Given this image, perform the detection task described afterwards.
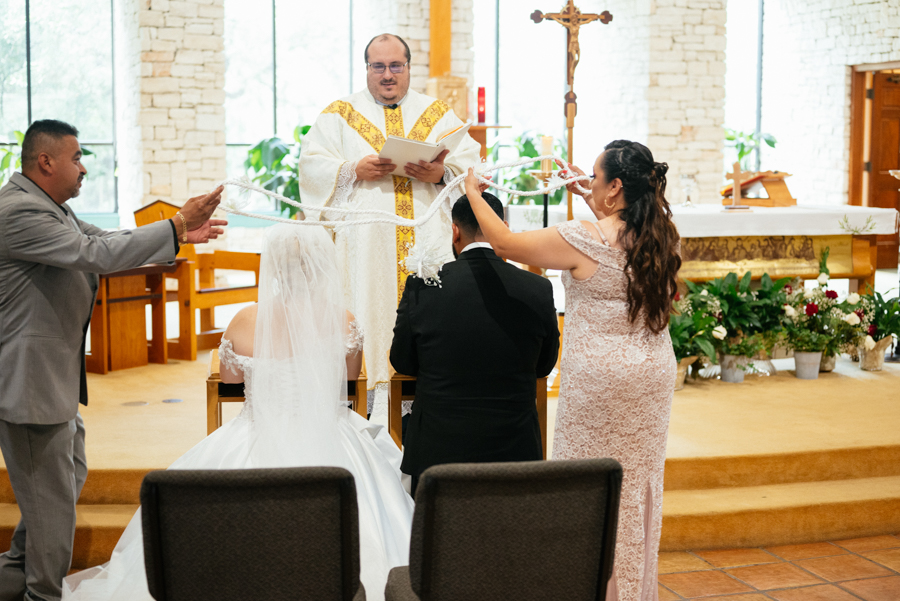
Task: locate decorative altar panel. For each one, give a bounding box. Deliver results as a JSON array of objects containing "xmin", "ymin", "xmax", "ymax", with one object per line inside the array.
[{"xmin": 507, "ymin": 203, "xmax": 899, "ymax": 290}]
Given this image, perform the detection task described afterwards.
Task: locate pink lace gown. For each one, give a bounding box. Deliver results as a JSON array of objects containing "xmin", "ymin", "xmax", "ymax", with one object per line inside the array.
[{"xmin": 553, "ymin": 220, "xmax": 676, "ymax": 601}]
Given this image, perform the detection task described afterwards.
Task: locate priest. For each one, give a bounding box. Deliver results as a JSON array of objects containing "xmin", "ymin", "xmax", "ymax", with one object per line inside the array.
[{"xmin": 298, "ymin": 33, "xmax": 481, "ymax": 421}]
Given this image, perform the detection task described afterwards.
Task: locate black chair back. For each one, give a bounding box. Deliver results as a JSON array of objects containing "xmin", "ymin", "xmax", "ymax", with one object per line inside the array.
[
  {"xmin": 409, "ymin": 459, "xmax": 622, "ymax": 601},
  {"xmin": 141, "ymin": 467, "xmax": 362, "ymax": 601}
]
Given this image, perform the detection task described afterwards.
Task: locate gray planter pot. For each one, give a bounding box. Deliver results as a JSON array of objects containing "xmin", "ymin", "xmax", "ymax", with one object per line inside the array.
[
  {"xmin": 719, "ymin": 353, "xmax": 750, "ymax": 383},
  {"xmin": 794, "ymin": 351, "xmax": 823, "ymax": 380}
]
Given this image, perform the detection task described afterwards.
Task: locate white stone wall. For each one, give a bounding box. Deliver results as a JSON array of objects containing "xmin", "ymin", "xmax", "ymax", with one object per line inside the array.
[
  {"xmin": 396, "ymin": 0, "xmax": 475, "ymax": 107},
  {"xmin": 761, "ymin": 0, "xmax": 900, "ymax": 205},
  {"xmin": 647, "ymin": 0, "xmax": 727, "ymax": 204},
  {"xmin": 137, "ymin": 0, "xmax": 227, "ymax": 207}
]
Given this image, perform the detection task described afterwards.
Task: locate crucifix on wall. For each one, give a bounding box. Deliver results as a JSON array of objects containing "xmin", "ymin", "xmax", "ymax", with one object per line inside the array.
[{"xmin": 532, "ymin": 1, "xmax": 612, "ymax": 219}]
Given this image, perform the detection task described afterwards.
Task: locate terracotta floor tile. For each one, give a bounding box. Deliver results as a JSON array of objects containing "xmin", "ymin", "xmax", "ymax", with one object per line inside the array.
[
  {"xmin": 798, "ymin": 555, "xmax": 893, "ymax": 582},
  {"xmin": 840, "ymin": 575, "xmax": 900, "ymax": 601},
  {"xmin": 693, "ymin": 548, "xmax": 781, "ymax": 568},
  {"xmin": 726, "ymin": 562, "xmax": 824, "ymax": 590},
  {"xmin": 833, "ymin": 535, "xmax": 900, "ymax": 553},
  {"xmin": 658, "ymin": 583, "xmax": 681, "ymax": 601},
  {"xmin": 703, "ymin": 593, "xmax": 772, "ymax": 601},
  {"xmin": 862, "ymin": 548, "xmax": 900, "ymax": 573},
  {"xmin": 766, "ymin": 542, "xmax": 848, "ymax": 561},
  {"xmin": 659, "ymin": 551, "xmax": 714, "ymax": 574},
  {"xmin": 658, "ymin": 571, "xmax": 753, "ymax": 598},
  {"xmin": 767, "ymin": 584, "xmax": 866, "ymax": 601}
]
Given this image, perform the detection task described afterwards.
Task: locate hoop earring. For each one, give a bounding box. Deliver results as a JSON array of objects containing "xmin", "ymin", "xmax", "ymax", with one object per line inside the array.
[{"xmin": 604, "ymin": 194, "xmax": 616, "ymax": 209}]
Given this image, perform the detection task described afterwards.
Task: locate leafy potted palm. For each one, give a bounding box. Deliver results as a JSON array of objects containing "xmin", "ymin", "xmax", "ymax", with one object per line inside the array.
[
  {"xmin": 855, "ymin": 290, "xmax": 900, "ymax": 371},
  {"xmin": 244, "ymin": 125, "xmax": 310, "ymax": 219},
  {"xmin": 669, "ymin": 295, "xmax": 717, "ymax": 390},
  {"xmin": 687, "ymin": 272, "xmax": 765, "ymax": 383}
]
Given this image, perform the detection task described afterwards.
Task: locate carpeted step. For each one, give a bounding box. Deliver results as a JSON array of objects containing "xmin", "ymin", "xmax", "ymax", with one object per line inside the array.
[
  {"xmin": 0, "ymin": 469, "xmax": 152, "ymax": 505},
  {"xmin": 0, "ymin": 503, "xmax": 139, "ymax": 569},
  {"xmin": 663, "ymin": 444, "xmax": 900, "ymax": 490},
  {"xmin": 660, "ymin": 474, "xmax": 900, "ymax": 551}
]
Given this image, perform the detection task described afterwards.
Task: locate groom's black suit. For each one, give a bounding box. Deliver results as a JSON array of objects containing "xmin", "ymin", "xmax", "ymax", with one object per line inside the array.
[{"xmin": 390, "ymin": 246, "xmax": 560, "ymax": 487}]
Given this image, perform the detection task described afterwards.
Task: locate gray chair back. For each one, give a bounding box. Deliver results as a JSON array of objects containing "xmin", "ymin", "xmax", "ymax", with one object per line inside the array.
[
  {"xmin": 409, "ymin": 459, "xmax": 622, "ymax": 601},
  {"xmin": 141, "ymin": 467, "xmax": 362, "ymax": 601}
]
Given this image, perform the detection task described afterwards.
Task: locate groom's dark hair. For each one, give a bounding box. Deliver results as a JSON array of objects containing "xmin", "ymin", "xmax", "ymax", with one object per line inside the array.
[{"xmin": 452, "ymin": 193, "xmax": 504, "ymax": 237}]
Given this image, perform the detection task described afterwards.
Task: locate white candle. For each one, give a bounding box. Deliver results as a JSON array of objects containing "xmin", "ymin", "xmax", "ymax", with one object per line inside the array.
[{"xmin": 541, "ymin": 135, "xmax": 553, "ymax": 173}]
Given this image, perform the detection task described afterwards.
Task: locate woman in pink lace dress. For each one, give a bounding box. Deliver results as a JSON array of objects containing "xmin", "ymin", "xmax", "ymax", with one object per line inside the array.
[{"xmin": 463, "ymin": 140, "xmax": 681, "ymax": 601}]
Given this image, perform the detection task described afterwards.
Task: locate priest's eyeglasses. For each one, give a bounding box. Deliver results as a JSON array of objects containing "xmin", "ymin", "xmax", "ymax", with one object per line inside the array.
[{"xmin": 367, "ymin": 62, "xmax": 408, "ymax": 74}]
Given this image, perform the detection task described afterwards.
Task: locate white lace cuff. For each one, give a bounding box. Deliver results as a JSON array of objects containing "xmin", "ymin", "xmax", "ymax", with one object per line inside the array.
[
  {"xmin": 346, "ymin": 319, "xmax": 364, "ymax": 356},
  {"xmin": 328, "ymin": 161, "xmax": 358, "ymax": 219}
]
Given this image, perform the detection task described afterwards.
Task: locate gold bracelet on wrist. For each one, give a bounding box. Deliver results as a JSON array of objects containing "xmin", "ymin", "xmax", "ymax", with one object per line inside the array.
[{"xmin": 175, "ymin": 212, "xmax": 188, "ymax": 244}]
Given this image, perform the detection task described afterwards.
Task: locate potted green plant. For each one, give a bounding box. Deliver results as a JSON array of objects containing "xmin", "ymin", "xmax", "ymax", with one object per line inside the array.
[
  {"xmin": 244, "ymin": 125, "xmax": 310, "ymax": 219},
  {"xmin": 855, "ymin": 290, "xmax": 900, "ymax": 371},
  {"xmin": 669, "ymin": 295, "xmax": 717, "ymax": 390},
  {"xmin": 0, "ymin": 131, "xmax": 24, "ymax": 188},
  {"xmin": 781, "ymin": 280, "xmax": 835, "ymax": 379},
  {"xmin": 687, "ymin": 272, "xmax": 765, "ymax": 383}
]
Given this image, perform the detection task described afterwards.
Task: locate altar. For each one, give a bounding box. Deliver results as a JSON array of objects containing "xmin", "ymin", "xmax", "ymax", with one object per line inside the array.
[{"xmin": 507, "ymin": 203, "xmax": 900, "ymax": 290}]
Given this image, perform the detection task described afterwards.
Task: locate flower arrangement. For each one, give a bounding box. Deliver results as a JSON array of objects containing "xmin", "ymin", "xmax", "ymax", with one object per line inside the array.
[
  {"xmin": 781, "ymin": 279, "xmax": 835, "ymax": 352},
  {"xmin": 669, "ymin": 295, "xmax": 717, "ymax": 362},
  {"xmin": 854, "ymin": 290, "xmax": 900, "ymax": 350}
]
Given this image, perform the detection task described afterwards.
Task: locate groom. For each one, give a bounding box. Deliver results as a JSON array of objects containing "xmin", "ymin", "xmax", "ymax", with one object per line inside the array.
[{"xmin": 390, "ymin": 193, "xmax": 560, "ymax": 494}]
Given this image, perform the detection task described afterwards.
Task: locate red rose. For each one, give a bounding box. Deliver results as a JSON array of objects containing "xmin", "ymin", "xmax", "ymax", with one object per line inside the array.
[
  {"xmin": 784, "ymin": 285, "xmax": 793, "ymax": 294},
  {"xmin": 674, "ymin": 292, "xmax": 681, "ymax": 301},
  {"xmin": 825, "ymin": 290, "xmax": 838, "ymax": 299},
  {"xmin": 805, "ymin": 303, "xmax": 819, "ymax": 316},
  {"xmin": 855, "ymin": 309, "xmax": 864, "ymax": 319},
  {"xmin": 869, "ymin": 324, "xmax": 877, "ymax": 336}
]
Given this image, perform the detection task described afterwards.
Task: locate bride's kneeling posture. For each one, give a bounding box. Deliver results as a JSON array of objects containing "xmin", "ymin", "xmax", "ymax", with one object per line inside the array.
[{"xmin": 64, "ymin": 225, "xmax": 414, "ymax": 600}]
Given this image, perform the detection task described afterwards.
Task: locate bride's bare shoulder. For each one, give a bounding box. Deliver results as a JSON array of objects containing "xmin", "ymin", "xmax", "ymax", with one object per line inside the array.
[{"xmin": 223, "ymin": 303, "xmax": 258, "ymax": 357}]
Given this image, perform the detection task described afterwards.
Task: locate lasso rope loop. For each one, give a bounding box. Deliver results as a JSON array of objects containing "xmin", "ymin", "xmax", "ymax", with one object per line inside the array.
[{"xmin": 216, "ymin": 155, "xmax": 591, "ymax": 227}]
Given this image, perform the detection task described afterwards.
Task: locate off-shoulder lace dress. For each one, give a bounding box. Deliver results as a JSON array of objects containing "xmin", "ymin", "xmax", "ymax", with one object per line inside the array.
[{"xmin": 553, "ymin": 220, "xmax": 676, "ymax": 601}]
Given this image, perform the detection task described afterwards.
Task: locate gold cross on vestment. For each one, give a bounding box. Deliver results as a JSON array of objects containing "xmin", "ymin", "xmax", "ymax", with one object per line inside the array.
[{"xmin": 531, "ymin": 1, "xmax": 612, "ymax": 86}]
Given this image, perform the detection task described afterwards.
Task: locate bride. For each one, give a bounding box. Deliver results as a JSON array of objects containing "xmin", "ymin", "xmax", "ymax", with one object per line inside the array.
[{"xmin": 64, "ymin": 225, "xmax": 414, "ymax": 600}]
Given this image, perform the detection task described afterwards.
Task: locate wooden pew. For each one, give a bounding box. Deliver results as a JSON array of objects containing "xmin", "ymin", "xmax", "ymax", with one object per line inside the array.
[
  {"xmin": 135, "ymin": 200, "xmax": 262, "ymax": 361},
  {"xmin": 387, "ymin": 364, "xmax": 549, "ymax": 459},
  {"xmin": 206, "ymin": 349, "xmax": 368, "ymax": 435}
]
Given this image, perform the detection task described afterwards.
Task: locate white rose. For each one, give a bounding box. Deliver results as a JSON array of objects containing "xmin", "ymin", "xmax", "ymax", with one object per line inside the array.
[
  {"xmin": 817, "ymin": 273, "xmax": 829, "ymax": 286},
  {"xmin": 843, "ymin": 312, "xmax": 861, "ymax": 326},
  {"xmin": 803, "ymin": 289, "xmax": 816, "ymax": 299},
  {"xmin": 712, "ymin": 325, "xmax": 727, "ymax": 340},
  {"xmin": 864, "ymin": 335, "xmax": 876, "ymax": 350},
  {"xmin": 783, "ymin": 305, "xmax": 797, "ymax": 317},
  {"xmin": 700, "ymin": 289, "xmax": 708, "ymax": 296},
  {"xmin": 847, "ymin": 293, "xmax": 860, "ymax": 305}
]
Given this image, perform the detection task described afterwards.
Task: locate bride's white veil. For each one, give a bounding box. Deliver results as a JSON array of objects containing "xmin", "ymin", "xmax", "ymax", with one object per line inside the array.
[{"xmin": 249, "ymin": 224, "xmax": 348, "ymax": 468}]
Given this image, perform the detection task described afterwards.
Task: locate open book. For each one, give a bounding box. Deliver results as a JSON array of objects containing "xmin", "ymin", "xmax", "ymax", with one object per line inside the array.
[{"xmin": 378, "ymin": 122, "xmax": 473, "ymax": 176}]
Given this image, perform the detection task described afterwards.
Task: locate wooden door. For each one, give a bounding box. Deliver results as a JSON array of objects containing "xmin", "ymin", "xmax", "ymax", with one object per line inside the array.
[{"xmin": 869, "ymin": 72, "xmax": 900, "ymax": 268}]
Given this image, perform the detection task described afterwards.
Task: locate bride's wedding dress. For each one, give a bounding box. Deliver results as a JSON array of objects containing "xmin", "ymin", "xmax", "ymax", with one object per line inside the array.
[{"xmin": 63, "ymin": 226, "xmax": 414, "ymax": 601}]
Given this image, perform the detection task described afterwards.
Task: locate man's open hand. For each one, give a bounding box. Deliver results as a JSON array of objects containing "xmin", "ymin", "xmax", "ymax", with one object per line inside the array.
[
  {"xmin": 179, "ymin": 186, "xmax": 223, "ymax": 230},
  {"xmin": 404, "ymin": 149, "xmax": 449, "ymax": 184},
  {"xmin": 356, "ymin": 155, "xmax": 396, "ymax": 181},
  {"xmin": 186, "ymin": 218, "xmax": 228, "ymax": 245}
]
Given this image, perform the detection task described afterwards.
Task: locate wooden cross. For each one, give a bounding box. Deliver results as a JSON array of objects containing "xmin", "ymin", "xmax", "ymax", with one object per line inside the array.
[
  {"xmin": 727, "ymin": 161, "xmax": 754, "ymax": 206},
  {"xmin": 531, "ymin": 1, "xmax": 612, "ymax": 220}
]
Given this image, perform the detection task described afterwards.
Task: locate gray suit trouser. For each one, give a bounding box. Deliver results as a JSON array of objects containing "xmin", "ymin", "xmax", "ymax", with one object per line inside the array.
[{"xmin": 0, "ymin": 413, "xmax": 87, "ymax": 601}]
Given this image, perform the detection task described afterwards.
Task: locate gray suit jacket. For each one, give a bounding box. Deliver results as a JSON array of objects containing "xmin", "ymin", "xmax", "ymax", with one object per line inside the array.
[{"xmin": 0, "ymin": 173, "xmax": 177, "ymax": 424}]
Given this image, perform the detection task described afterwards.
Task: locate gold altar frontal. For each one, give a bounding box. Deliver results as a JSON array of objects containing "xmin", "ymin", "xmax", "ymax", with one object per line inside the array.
[{"xmin": 678, "ymin": 234, "xmax": 877, "ymax": 291}]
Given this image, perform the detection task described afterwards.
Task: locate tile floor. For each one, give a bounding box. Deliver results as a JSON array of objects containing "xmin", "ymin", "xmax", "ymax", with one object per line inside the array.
[{"xmin": 658, "ymin": 534, "xmax": 900, "ymax": 600}]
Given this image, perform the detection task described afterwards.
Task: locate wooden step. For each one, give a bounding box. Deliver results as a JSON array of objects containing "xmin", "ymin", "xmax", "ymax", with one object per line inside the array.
[
  {"xmin": 660, "ymin": 474, "xmax": 900, "ymax": 551},
  {"xmin": 0, "ymin": 503, "xmax": 138, "ymax": 569},
  {"xmin": 0, "ymin": 469, "xmax": 151, "ymax": 505},
  {"xmin": 664, "ymin": 444, "xmax": 900, "ymax": 490}
]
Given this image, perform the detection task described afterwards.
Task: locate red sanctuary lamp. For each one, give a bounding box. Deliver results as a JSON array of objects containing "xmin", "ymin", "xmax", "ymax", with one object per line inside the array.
[{"xmin": 477, "ymin": 87, "xmax": 486, "ymax": 124}]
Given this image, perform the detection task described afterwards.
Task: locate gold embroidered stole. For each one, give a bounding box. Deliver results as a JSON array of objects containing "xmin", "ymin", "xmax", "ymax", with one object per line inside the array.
[{"xmin": 322, "ymin": 99, "xmax": 451, "ymax": 302}]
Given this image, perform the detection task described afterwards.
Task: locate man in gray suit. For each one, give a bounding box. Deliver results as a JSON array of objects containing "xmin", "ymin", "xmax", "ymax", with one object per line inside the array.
[{"xmin": 0, "ymin": 119, "xmax": 226, "ymax": 601}]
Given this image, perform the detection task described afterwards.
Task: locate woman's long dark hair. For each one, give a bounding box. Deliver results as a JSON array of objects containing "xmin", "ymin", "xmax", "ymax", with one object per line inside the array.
[{"xmin": 600, "ymin": 140, "xmax": 681, "ymax": 334}]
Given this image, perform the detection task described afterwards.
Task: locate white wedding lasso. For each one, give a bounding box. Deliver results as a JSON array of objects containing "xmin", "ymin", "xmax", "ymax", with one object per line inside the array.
[
  {"xmin": 216, "ymin": 155, "xmax": 591, "ymax": 285},
  {"xmin": 215, "ymin": 155, "xmax": 591, "ymax": 228}
]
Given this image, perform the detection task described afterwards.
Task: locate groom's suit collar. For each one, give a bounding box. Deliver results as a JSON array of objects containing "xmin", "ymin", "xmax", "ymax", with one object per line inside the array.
[{"xmin": 457, "ymin": 246, "xmax": 502, "ymax": 262}]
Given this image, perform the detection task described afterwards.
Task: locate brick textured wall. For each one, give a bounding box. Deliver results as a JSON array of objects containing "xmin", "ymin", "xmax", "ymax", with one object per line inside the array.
[
  {"xmin": 138, "ymin": 0, "xmax": 227, "ymax": 207},
  {"xmin": 761, "ymin": 0, "xmax": 900, "ymax": 205}
]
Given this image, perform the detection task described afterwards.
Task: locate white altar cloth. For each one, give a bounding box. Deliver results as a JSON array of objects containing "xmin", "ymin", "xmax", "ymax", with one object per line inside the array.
[{"xmin": 507, "ymin": 203, "xmax": 899, "ymax": 238}]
